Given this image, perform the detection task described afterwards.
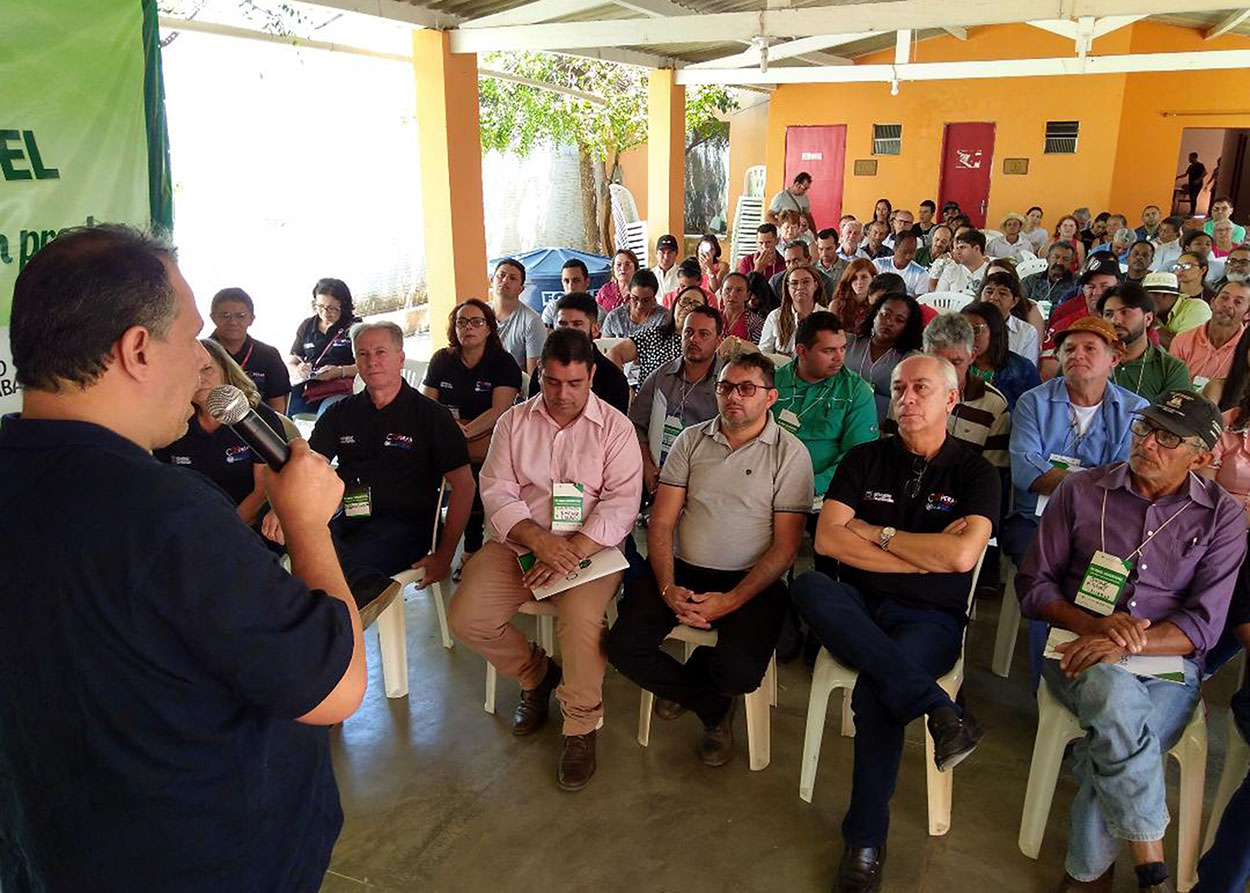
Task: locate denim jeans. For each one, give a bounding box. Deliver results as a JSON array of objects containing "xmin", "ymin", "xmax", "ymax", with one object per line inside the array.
[
  {"xmin": 1041, "ymin": 658, "xmax": 1201, "ymax": 881},
  {"xmin": 792, "ymin": 572, "xmax": 964, "ymax": 847}
]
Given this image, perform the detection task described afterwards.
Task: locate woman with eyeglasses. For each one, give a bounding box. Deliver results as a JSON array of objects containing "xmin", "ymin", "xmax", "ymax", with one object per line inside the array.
[
  {"xmin": 844, "ymin": 291, "xmax": 924, "ymax": 421},
  {"xmin": 286, "ymin": 277, "xmax": 359, "ymax": 417},
  {"xmin": 422, "ymin": 299, "xmax": 520, "ymax": 578},
  {"xmin": 960, "ymin": 300, "xmax": 1041, "ymax": 411},
  {"xmin": 760, "ymin": 264, "xmax": 826, "ymax": 356},
  {"xmin": 976, "ymin": 271, "xmax": 1041, "ymax": 366},
  {"xmin": 829, "ymin": 257, "xmax": 876, "ymax": 336},
  {"xmin": 608, "ymin": 285, "xmax": 710, "ymax": 387},
  {"xmin": 1174, "ymin": 251, "xmax": 1216, "ymax": 303},
  {"xmin": 1211, "ymin": 219, "xmax": 1238, "ymax": 259}
]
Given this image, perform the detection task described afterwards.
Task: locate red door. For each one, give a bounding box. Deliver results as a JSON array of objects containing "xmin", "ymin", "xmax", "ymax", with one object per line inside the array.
[
  {"xmin": 784, "ymin": 125, "xmax": 846, "ymax": 233},
  {"xmin": 938, "ymin": 122, "xmax": 996, "ymax": 228}
]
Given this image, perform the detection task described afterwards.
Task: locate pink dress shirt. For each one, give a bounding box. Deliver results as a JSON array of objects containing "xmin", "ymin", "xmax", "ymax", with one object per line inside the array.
[
  {"xmin": 1213, "ymin": 408, "xmax": 1250, "ymax": 514},
  {"xmin": 1169, "ymin": 323, "xmax": 1245, "ymax": 385},
  {"xmin": 596, "ymin": 280, "xmax": 627, "ymax": 313},
  {"xmin": 480, "ymin": 392, "xmax": 643, "ymax": 554}
]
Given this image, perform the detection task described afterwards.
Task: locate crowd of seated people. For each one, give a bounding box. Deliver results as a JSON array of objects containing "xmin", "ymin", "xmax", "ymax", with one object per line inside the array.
[{"xmin": 155, "ymin": 191, "xmax": 1250, "ymax": 893}]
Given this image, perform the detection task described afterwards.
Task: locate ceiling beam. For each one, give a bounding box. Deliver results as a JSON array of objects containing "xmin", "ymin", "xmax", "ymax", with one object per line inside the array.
[
  {"xmin": 550, "ymin": 46, "xmax": 682, "ymax": 67},
  {"xmin": 299, "ymin": 0, "xmax": 456, "ymax": 30},
  {"xmin": 675, "ymin": 46, "xmax": 1250, "ymax": 85},
  {"xmin": 461, "ymin": 0, "xmax": 608, "ymax": 29},
  {"xmin": 1091, "ymin": 13, "xmax": 1146, "ymax": 35},
  {"xmin": 684, "ymin": 31, "xmax": 878, "ymax": 68},
  {"xmin": 942, "ymin": 26, "xmax": 968, "ymax": 39},
  {"xmin": 610, "ymin": 0, "xmax": 700, "ymax": 16},
  {"xmin": 793, "ymin": 52, "xmax": 853, "ymax": 65},
  {"xmin": 1205, "ymin": 8, "xmax": 1250, "ymax": 38},
  {"xmin": 445, "ymin": 0, "xmax": 1239, "ymax": 53},
  {"xmin": 894, "ymin": 28, "xmax": 911, "ymax": 64}
]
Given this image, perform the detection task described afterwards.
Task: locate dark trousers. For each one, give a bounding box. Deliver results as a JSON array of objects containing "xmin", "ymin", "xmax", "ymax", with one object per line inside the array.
[
  {"xmin": 1195, "ymin": 684, "xmax": 1250, "ymax": 893},
  {"xmin": 329, "ymin": 514, "xmax": 426, "ymax": 608},
  {"xmin": 792, "ymin": 571, "xmax": 964, "ymax": 847},
  {"xmin": 465, "ymin": 463, "xmax": 485, "ymax": 554},
  {"xmin": 606, "ymin": 559, "xmax": 787, "ymax": 726}
]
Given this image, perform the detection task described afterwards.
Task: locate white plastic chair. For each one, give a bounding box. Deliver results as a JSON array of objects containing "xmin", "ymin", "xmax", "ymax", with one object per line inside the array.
[
  {"xmin": 745, "ymin": 165, "xmax": 767, "ymax": 199},
  {"xmin": 798, "ymin": 550, "xmax": 987, "ymax": 836},
  {"xmin": 594, "ymin": 336, "xmax": 630, "ymax": 355},
  {"xmin": 401, "ymin": 357, "xmax": 427, "ymax": 389},
  {"xmin": 1019, "ymin": 676, "xmax": 1207, "ymax": 892},
  {"xmin": 1202, "ymin": 656, "xmax": 1249, "ymax": 853},
  {"xmin": 918, "ymin": 291, "xmax": 974, "ymax": 314},
  {"xmin": 1015, "ymin": 254, "xmax": 1049, "ymax": 279},
  {"xmin": 982, "ymin": 228, "xmax": 1004, "ymax": 242},
  {"xmin": 635, "ymin": 625, "xmax": 778, "ymax": 771},
  {"xmin": 991, "ymin": 556, "xmax": 1023, "ymax": 678}
]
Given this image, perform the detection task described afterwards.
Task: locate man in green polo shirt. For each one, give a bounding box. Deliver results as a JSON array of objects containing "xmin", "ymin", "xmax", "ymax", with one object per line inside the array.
[
  {"xmin": 771, "ymin": 311, "xmax": 878, "ymax": 498},
  {"xmin": 1098, "ymin": 283, "xmax": 1190, "ymax": 401}
]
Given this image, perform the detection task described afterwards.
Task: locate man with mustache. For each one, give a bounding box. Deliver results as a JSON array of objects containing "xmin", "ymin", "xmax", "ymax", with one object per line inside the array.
[
  {"xmin": 1098, "ymin": 284, "xmax": 1191, "ymax": 402},
  {"xmin": 1169, "ymin": 281, "xmax": 1250, "ymax": 389}
]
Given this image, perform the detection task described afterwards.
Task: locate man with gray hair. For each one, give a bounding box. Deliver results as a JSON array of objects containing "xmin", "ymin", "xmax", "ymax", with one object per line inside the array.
[
  {"xmin": 296, "ymin": 319, "xmax": 477, "ymax": 612},
  {"xmin": 884, "ymin": 314, "xmax": 1011, "ymax": 468},
  {"xmin": 770, "ymin": 240, "xmax": 834, "ymax": 299},
  {"xmin": 791, "ymin": 352, "xmax": 999, "ymax": 892}
]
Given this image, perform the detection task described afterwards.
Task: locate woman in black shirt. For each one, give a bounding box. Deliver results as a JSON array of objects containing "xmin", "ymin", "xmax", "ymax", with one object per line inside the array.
[
  {"xmin": 154, "ymin": 339, "xmax": 287, "ymax": 528},
  {"xmin": 422, "ymin": 299, "xmax": 521, "ymax": 573},
  {"xmin": 286, "ymin": 278, "xmax": 359, "ymax": 417}
]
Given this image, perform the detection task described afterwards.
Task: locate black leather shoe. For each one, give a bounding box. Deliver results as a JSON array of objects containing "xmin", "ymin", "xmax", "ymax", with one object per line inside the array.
[
  {"xmin": 512, "ymin": 659, "xmax": 562, "ymax": 736},
  {"xmin": 698, "ymin": 699, "xmax": 736, "ymax": 767},
  {"xmin": 834, "ymin": 843, "xmax": 885, "ymax": 893},
  {"xmin": 556, "ymin": 730, "xmax": 597, "ymax": 792},
  {"xmin": 928, "ymin": 704, "xmax": 983, "ymax": 771},
  {"xmin": 654, "ymin": 698, "xmax": 687, "ymax": 721}
]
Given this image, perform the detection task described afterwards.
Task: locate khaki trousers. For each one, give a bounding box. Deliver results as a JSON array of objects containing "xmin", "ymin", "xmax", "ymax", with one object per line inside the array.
[{"xmin": 449, "ymin": 541, "xmax": 621, "ymax": 735}]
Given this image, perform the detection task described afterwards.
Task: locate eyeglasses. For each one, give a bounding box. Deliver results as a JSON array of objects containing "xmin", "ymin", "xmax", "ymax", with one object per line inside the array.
[
  {"xmin": 1227, "ymin": 258, "xmax": 1250, "ymax": 267},
  {"xmin": 455, "ymin": 317, "xmax": 488, "ymax": 329},
  {"xmin": 1130, "ymin": 418, "xmax": 1185, "ymax": 450},
  {"xmin": 314, "ymin": 303, "xmax": 341, "ymax": 314},
  {"xmin": 715, "ymin": 380, "xmax": 774, "ymax": 398},
  {"xmin": 213, "ymin": 312, "xmax": 250, "ymax": 322},
  {"xmin": 967, "ymin": 322, "xmax": 988, "ymax": 335},
  {"xmin": 1173, "ymin": 262, "xmax": 1201, "ymax": 272},
  {"xmin": 904, "ymin": 456, "xmax": 928, "ymax": 499}
]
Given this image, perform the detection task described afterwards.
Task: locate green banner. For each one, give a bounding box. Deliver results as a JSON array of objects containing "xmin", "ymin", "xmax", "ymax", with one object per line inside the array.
[{"xmin": 1, "ymin": 0, "xmax": 170, "ymax": 410}]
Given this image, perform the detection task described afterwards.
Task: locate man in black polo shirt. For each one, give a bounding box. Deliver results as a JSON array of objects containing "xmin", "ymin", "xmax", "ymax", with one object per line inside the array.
[
  {"xmin": 792, "ymin": 353, "xmax": 999, "ymax": 893},
  {"xmin": 208, "ymin": 286, "xmax": 292, "ymax": 412},
  {"xmin": 299, "ymin": 321, "xmax": 476, "ymax": 606},
  {"xmin": 527, "ymin": 291, "xmax": 630, "ymax": 414},
  {"xmin": 0, "ymin": 224, "xmax": 365, "ymax": 892}
]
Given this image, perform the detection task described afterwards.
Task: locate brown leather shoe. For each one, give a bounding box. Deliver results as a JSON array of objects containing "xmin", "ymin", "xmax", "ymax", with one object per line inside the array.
[
  {"xmin": 1056, "ymin": 865, "xmax": 1114, "ymax": 892},
  {"xmin": 512, "ymin": 659, "xmax": 561, "ymax": 736},
  {"xmin": 557, "ymin": 730, "xmax": 597, "ymax": 792},
  {"xmin": 698, "ymin": 698, "xmax": 736, "ymax": 767},
  {"xmin": 654, "ymin": 698, "xmax": 687, "ymax": 721}
]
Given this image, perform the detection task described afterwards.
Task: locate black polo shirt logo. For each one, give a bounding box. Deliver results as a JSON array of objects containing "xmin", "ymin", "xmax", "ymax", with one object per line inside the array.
[
  {"xmin": 864, "ymin": 490, "xmax": 894, "ymax": 504},
  {"xmin": 170, "ymin": 455, "xmax": 192, "ymax": 466},
  {"xmin": 925, "ymin": 492, "xmax": 958, "ymax": 512},
  {"xmin": 339, "ymin": 435, "xmax": 356, "ymax": 445},
  {"xmin": 250, "ymin": 371, "xmax": 267, "ymax": 384},
  {"xmin": 303, "ymin": 342, "xmax": 316, "ymax": 351},
  {"xmin": 383, "ymin": 433, "xmax": 415, "ymax": 451},
  {"xmin": 224, "ymin": 445, "xmax": 252, "ymax": 464},
  {"xmin": 474, "ymin": 380, "xmax": 491, "ymax": 393}
]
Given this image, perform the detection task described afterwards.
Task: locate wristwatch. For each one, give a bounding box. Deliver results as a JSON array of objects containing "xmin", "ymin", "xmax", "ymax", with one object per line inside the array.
[{"xmin": 878, "ymin": 526, "xmax": 897, "ymax": 551}]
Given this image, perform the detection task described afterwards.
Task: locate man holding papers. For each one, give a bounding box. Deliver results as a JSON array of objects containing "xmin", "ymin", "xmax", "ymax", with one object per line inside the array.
[
  {"xmin": 607, "ymin": 354, "xmax": 814, "ymax": 767},
  {"xmin": 449, "ymin": 329, "xmax": 642, "ymax": 792},
  {"xmin": 1016, "ymin": 389, "xmax": 1245, "ymax": 893}
]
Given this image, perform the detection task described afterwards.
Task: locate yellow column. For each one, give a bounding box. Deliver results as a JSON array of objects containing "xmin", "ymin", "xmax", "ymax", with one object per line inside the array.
[
  {"xmin": 646, "ymin": 70, "xmax": 685, "ymax": 266},
  {"xmin": 413, "ymin": 29, "xmax": 488, "ymax": 347}
]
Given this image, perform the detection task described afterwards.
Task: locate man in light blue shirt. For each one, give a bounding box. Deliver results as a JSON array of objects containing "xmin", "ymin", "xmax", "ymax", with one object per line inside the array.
[
  {"xmin": 1003, "ymin": 315, "xmax": 1149, "ymax": 565},
  {"xmin": 872, "ymin": 232, "xmax": 930, "ymax": 297}
]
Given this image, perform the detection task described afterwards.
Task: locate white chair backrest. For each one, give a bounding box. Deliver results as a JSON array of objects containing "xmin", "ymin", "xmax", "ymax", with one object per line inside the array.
[
  {"xmin": 519, "ymin": 371, "xmax": 530, "ymax": 399},
  {"xmin": 981, "ymin": 228, "xmax": 1003, "ymax": 242},
  {"xmin": 918, "ymin": 291, "xmax": 974, "ymax": 313},
  {"xmin": 595, "ymin": 336, "xmax": 629, "ymax": 354},
  {"xmin": 353, "ymin": 373, "xmax": 366, "ymax": 394},
  {"xmin": 745, "ymin": 165, "xmax": 767, "ymax": 198},
  {"xmin": 1014, "ymin": 254, "xmax": 1049, "ymax": 278},
  {"xmin": 731, "ymin": 195, "xmax": 765, "ymax": 266},
  {"xmin": 609, "ymin": 183, "xmax": 641, "ymax": 224},
  {"xmin": 401, "ymin": 357, "xmax": 427, "ymax": 390}
]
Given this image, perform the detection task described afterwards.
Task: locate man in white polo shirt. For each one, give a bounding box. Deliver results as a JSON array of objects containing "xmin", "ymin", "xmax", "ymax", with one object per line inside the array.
[{"xmin": 873, "ymin": 232, "xmax": 930, "ymax": 297}]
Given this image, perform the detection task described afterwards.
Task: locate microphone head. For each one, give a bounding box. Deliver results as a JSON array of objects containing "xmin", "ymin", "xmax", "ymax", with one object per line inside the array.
[{"xmin": 206, "ymin": 385, "xmax": 251, "ymax": 426}]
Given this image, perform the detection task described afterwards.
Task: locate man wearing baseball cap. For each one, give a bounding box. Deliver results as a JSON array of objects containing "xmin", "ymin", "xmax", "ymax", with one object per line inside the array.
[
  {"xmin": 1016, "ymin": 388, "xmax": 1244, "ymax": 893},
  {"xmin": 1141, "ymin": 270, "xmax": 1210, "ymax": 348},
  {"xmin": 652, "ymin": 234, "xmax": 681, "ymax": 295},
  {"xmin": 1039, "ymin": 254, "xmax": 1123, "ymax": 379},
  {"xmin": 1004, "ymin": 316, "xmax": 1149, "ymax": 572}
]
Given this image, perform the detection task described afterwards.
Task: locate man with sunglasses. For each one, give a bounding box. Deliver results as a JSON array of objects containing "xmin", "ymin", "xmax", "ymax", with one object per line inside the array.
[
  {"xmin": 607, "ymin": 354, "xmax": 813, "ymax": 768},
  {"xmin": 790, "ymin": 353, "xmax": 998, "ymax": 893},
  {"xmin": 1016, "ymin": 390, "xmax": 1244, "ymax": 893}
]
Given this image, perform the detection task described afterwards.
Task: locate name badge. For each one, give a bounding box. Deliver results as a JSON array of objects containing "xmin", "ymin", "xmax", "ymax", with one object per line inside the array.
[
  {"xmin": 661, "ymin": 414, "xmax": 683, "ymax": 460},
  {"xmin": 552, "ymin": 482, "xmax": 585, "ymax": 532},
  {"xmin": 777, "ymin": 408, "xmax": 801, "ymax": 433},
  {"xmin": 1193, "ymin": 376, "xmax": 1210, "ymax": 391},
  {"xmin": 343, "ymin": 485, "xmax": 372, "ymax": 518},
  {"xmin": 1036, "ymin": 454, "xmax": 1082, "ymax": 516},
  {"xmin": 1075, "ymin": 549, "xmax": 1130, "ymax": 615}
]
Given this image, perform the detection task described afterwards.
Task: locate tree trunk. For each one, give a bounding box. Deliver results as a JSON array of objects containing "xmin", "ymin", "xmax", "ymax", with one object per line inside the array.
[
  {"xmin": 600, "ymin": 151, "xmax": 617, "ymax": 256},
  {"xmin": 577, "ymin": 144, "xmax": 601, "ymax": 253}
]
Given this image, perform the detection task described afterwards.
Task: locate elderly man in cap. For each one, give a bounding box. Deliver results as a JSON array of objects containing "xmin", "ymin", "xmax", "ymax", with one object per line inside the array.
[
  {"xmin": 1040, "ymin": 254, "xmax": 1124, "ymax": 379},
  {"xmin": 987, "ymin": 213, "xmax": 1034, "ymax": 260},
  {"xmin": 1141, "ymin": 271, "xmax": 1211, "ymax": 349},
  {"xmin": 1003, "ymin": 316, "xmax": 1149, "ymax": 570},
  {"xmin": 1016, "ymin": 389, "xmax": 1245, "ymax": 893}
]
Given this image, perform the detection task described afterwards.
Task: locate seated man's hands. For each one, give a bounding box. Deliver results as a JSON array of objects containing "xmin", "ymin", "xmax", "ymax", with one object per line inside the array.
[
  {"xmin": 671, "ymin": 590, "xmax": 743, "ymax": 629},
  {"xmin": 1092, "ymin": 613, "xmax": 1150, "ymax": 653},
  {"xmin": 261, "ymin": 508, "xmax": 286, "ymax": 545},
  {"xmin": 1056, "ymin": 633, "xmax": 1127, "ymax": 678},
  {"xmin": 531, "ymin": 530, "xmax": 581, "ymax": 575},
  {"xmin": 411, "ymin": 551, "xmax": 452, "ymax": 586}
]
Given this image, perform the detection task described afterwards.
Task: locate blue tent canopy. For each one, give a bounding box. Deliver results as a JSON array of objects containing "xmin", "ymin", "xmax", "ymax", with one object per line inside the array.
[{"xmin": 488, "ymin": 247, "xmax": 611, "ymax": 314}]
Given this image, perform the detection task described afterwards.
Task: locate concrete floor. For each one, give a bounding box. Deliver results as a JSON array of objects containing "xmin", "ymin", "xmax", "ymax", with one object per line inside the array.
[{"xmin": 320, "ymin": 558, "xmax": 1244, "ymax": 893}]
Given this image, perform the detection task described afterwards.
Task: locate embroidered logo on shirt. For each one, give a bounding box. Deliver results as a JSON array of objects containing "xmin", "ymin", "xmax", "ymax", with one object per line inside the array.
[
  {"xmin": 339, "ymin": 435, "xmax": 356, "ymax": 445},
  {"xmin": 225, "ymin": 445, "xmax": 252, "ymax": 464},
  {"xmin": 383, "ymin": 433, "xmax": 415, "ymax": 451},
  {"xmin": 250, "ymin": 372, "xmax": 267, "ymax": 384},
  {"xmin": 864, "ymin": 490, "xmax": 894, "ymax": 504},
  {"xmin": 171, "ymin": 455, "xmax": 192, "ymax": 466},
  {"xmin": 475, "ymin": 380, "xmax": 492, "ymax": 393},
  {"xmin": 926, "ymin": 492, "xmax": 958, "ymax": 512}
]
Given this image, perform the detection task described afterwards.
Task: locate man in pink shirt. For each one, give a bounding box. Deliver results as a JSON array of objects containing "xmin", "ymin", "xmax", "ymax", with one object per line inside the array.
[
  {"xmin": 449, "ymin": 328, "xmax": 643, "ymax": 792},
  {"xmin": 1170, "ymin": 281, "xmax": 1250, "ymax": 390}
]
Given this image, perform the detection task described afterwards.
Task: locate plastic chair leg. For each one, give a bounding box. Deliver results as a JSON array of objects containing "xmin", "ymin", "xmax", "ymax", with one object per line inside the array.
[
  {"xmin": 840, "ymin": 691, "xmax": 856, "ymax": 738},
  {"xmin": 430, "ymin": 581, "xmax": 453, "ymax": 650},
  {"xmin": 1171, "ymin": 708, "xmax": 1208, "ymax": 893},
  {"xmin": 799, "ymin": 652, "xmax": 839, "ymax": 803},
  {"xmin": 536, "ymin": 614, "xmax": 555, "ymax": 656},
  {"xmin": 484, "ymin": 662, "xmax": 496, "ymax": 715},
  {"xmin": 992, "ymin": 568, "xmax": 1022, "ymax": 679},
  {"xmin": 769, "ymin": 654, "xmax": 778, "ymax": 707},
  {"xmin": 375, "ymin": 595, "xmax": 409, "ymax": 699},
  {"xmin": 638, "ymin": 689, "xmax": 654, "ymax": 747},
  {"xmin": 1203, "ymin": 718, "xmax": 1250, "ymax": 853},
  {"xmin": 924, "ymin": 725, "xmax": 954, "ymax": 836},
  {"xmin": 745, "ymin": 685, "xmax": 771, "ymax": 771},
  {"xmin": 1019, "ymin": 684, "xmax": 1084, "ymax": 859}
]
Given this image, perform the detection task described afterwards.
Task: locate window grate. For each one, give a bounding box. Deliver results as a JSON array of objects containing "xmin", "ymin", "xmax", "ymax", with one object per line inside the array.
[
  {"xmin": 872, "ymin": 123, "xmax": 902, "ymax": 156},
  {"xmin": 1044, "ymin": 120, "xmax": 1079, "ymax": 154}
]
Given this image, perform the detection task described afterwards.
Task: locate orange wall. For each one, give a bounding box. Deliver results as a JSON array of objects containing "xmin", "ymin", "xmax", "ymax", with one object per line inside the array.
[
  {"xmin": 755, "ymin": 22, "xmax": 1250, "ymax": 231},
  {"xmin": 727, "ymin": 96, "xmax": 770, "ymax": 244},
  {"xmin": 618, "ymin": 144, "xmax": 648, "ymax": 223}
]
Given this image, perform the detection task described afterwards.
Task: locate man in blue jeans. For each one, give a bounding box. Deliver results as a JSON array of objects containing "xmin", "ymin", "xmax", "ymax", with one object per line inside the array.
[
  {"xmin": 793, "ymin": 353, "xmax": 999, "ymax": 893},
  {"xmin": 1016, "ymin": 390, "xmax": 1244, "ymax": 893}
]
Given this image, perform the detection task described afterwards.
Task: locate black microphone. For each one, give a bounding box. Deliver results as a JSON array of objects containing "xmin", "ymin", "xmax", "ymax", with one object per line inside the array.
[{"xmin": 206, "ymin": 385, "xmax": 291, "ymax": 469}]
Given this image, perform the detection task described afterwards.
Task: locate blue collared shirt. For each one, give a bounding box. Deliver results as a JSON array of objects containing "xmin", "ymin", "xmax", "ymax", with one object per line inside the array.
[{"xmin": 1008, "ymin": 377, "xmax": 1149, "ymax": 517}]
